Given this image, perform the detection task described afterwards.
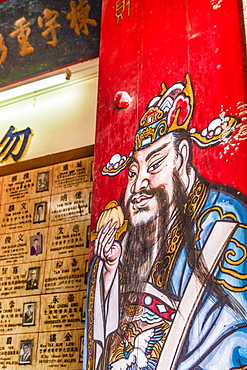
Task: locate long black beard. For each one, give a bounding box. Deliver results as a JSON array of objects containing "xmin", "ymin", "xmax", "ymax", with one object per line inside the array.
[
  {"xmin": 120, "ymin": 170, "xmax": 246, "ymax": 320},
  {"xmin": 121, "ymin": 188, "xmax": 169, "ymax": 293},
  {"xmin": 120, "ymin": 170, "xmax": 190, "ymax": 294}
]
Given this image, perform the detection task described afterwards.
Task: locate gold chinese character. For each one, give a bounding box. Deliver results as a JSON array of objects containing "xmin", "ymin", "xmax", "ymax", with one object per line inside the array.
[
  {"xmin": 37, "ymin": 8, "xmax": 61, "ymax": 47},
  {"xmin": 9, "ymin": 17, "xmax": 34, "ymax": 56},
  {"xmin": 67, "ymin": 0, "xmax": 97, "ymax": 36},
  {"xmin": 115, "ymin": 0, "xmax": 131, "ymax": 24},
  {"xmin": 0, "ymin": 34, "xmax": 7, "ymax": 65}
]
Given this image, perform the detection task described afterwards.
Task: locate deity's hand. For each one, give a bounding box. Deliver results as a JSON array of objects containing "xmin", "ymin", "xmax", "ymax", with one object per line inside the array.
[
  {"xmin": 94, "ymin": 220, "xmax": 122, "ymax": 273},
  {"xmin": 94, "ymin": 221, "xmax": 122, "ymax": 298}
]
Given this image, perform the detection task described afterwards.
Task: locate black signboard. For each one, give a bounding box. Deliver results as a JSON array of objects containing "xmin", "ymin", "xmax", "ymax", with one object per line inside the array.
[{"xmin": 0, "ymin": 0, "xmax": 101, "ymax": 85}]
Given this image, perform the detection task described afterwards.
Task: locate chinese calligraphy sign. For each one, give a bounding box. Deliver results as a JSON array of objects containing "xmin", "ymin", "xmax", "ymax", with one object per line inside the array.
[
  {"xmin": 0, "ymin": 0, "xmax": 101, "ymax": 86},
  {"xmin": 0, "ymin": 33, "xmax": 7, "ymax": 64},
  {"xmin": 0, "ymin": 126, "xmax": 33, "ymax": 164},
  {"xmin": 115, "ymin": 0, "xmax": 131, "ymax": 24},
  {"xmin": 9, "ymin": 17, "xmax": 34, "ymax": 57},
  {"xmin": 38, "ymin": 8, "xmax": 61, "ymax": 47},
  {"xmin": 67, "ymin": 0, "xmax": 97, "ymax": 36}
]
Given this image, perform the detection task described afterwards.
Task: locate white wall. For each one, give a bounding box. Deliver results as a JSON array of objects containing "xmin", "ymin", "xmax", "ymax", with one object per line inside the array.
[{"xmin": 0, "ymin": 59, "xmax": 98, "ymax": 165}]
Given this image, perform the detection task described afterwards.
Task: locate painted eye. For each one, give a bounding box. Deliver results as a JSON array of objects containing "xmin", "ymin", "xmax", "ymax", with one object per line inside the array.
[
  {"xmin": 128, "ymin": 169, "xmax": 136, "ymax": 179},
  {"xmin": 148, "ymin": 158, "xmax": 164, "ymax": 172}
]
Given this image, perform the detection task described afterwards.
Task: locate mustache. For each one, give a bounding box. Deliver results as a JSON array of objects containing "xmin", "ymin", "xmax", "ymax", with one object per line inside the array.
[
  {"xmin": 126, "ymin": 188, "xmax": 159, "ymax": 209},
  {"xmin": 131, "ymin": 188, "xmax": 156, "ymax": 199}
]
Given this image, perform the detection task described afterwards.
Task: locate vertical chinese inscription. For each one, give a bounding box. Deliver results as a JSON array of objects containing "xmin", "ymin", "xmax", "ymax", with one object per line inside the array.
[{"xmin": 115, "ymin": 0, "xmax": 131, "ymax": 24}]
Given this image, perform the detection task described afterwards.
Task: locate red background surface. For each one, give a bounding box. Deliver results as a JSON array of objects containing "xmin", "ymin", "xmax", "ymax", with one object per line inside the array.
[{"xmin": 92, "ymin": 0, "xmax": 247, "ymax": 230}]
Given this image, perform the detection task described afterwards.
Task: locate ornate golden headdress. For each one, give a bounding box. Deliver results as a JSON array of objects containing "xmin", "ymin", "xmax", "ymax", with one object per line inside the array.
[{"xmin": 102, "ymin": 74, "xmax": 239, "ymax": 176}]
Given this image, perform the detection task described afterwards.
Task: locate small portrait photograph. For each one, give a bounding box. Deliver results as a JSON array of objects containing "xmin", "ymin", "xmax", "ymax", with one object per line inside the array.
[
  {"xmin": 26, "ymin": 267, "xmax": 40, "ymax": 290},
  {"xmin": 90, "ymin": 160, "xmax": 94, "ymax": 182},
  {"xmin": 36, "ymin": 171, "xmax": 49, "ymax": 192},
  {"xmin": 22, "ymin": 302, "xmax": 36, "ymax": 326},
  {"xmin": 33, "ymin": 202, "xmax": 47, "ymax": 224},
  {"xmin": 30, "ymin": 234, "xmax": 42, "ymax": 256},
  {"xmin": 84, "ymin": 259, "xmax": 89, "ymax": 285},
  {"xmin": 79, "ymin": 336, "xmax": 84, "ymax": 363},
  {"xmin": 86, "ymin": 224, "xmax": 91, "ymax": 249},
  {"xmin": 88, "ymin": 192, "xmax": 92, "ymax": 214},
  {"xmin": 19, "ymin": 340, "xmax": 32, "ymax": 365},
  {"xmin": 82, "ymin": 295, "xmax": 86, "ymax": 322}
]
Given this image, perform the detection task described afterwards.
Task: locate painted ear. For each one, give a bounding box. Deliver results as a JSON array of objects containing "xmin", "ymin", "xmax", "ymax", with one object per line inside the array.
[{"xmin": 177, "ymin": 139, "xmax": 189, "ymax": 178}]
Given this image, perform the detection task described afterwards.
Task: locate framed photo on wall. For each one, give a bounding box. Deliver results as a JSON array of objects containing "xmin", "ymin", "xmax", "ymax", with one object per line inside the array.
[
  {"xmin": 36, "ymin": 172, "xmax": 49, "ymax": 192},
  {"xmin": 33, "ymin": 202, "xmax": 47, "ymax": 223},
  {"xmin": 22, "ymin": 302, "xmax": 36, "ymax": 326},
  {"xmin": 19, "ymin": 340, "xmax": 33, "ymax": 365}
]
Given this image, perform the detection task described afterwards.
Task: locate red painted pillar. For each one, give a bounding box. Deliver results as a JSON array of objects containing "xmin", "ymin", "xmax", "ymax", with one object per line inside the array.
[
  {"xmin": 85, "ymin": 1, "xmax": 247, "ymax": 369},
  {"xmin": 91, "ymin": 0, "xmax": 247, "ymax": 226}
]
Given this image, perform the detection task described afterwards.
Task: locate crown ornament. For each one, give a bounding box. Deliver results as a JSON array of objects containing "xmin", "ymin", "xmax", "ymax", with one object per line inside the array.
[{"xmin": 102, "ymin": 74, "xmax": 239, "ymax": 176}]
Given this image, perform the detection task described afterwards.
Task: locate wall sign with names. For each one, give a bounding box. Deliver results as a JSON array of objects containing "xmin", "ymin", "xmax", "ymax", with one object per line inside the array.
[{"xmin": 0, "ymin": 156, "xmax": 93, "ymax": 369}]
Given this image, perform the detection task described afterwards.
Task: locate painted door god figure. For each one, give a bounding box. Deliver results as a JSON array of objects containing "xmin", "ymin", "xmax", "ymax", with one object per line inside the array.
[{"xmin": 85, "ymin": 75, "xmax": 247, "ymax": 370}]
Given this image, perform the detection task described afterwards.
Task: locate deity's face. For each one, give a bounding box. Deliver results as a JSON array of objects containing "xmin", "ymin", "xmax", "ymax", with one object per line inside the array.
[{"xmin": 124, "ymin": 133, "xmax": 182, "ymax": 227}]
